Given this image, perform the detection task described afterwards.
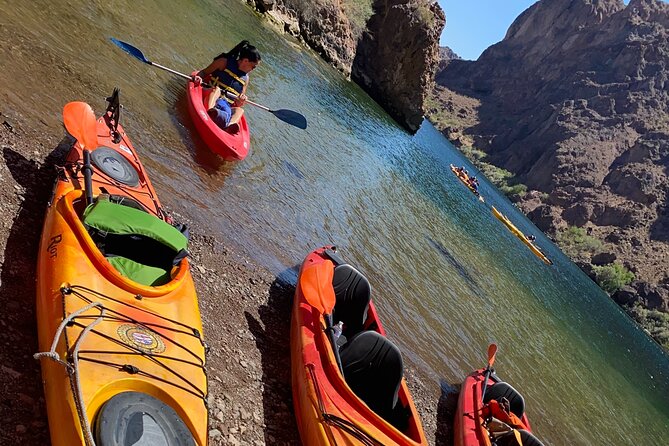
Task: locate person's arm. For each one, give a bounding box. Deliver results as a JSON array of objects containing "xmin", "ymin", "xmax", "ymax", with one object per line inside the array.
[
  {"xmin": 199, "ymin": 57, "xmax": 228, "ymax": 77},
  {"xmin": 232, "ymin": 80, "xmax": 248, "ymax": 107}
]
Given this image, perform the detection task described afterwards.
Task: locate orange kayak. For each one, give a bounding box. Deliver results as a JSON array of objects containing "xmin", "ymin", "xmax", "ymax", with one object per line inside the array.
[
  {"xmin": 291, "ymin": 246, "xmax": 428, "ymax": 446},
  {"xmin": 450, "ymin": 164, "xmax": 485, "ymax": 202},
  {"xmin": 186, "ymin": 71, "xmax": 250, "ymax": 160},
  {"xmin": 35, "ymin": 90, "xmax": 208, "ymax": 445}
]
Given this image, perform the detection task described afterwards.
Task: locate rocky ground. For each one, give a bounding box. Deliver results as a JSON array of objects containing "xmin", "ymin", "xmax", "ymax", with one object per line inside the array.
[{"xmin": 0, "ymin": 112, "xmax": 456, "ymax": 444}]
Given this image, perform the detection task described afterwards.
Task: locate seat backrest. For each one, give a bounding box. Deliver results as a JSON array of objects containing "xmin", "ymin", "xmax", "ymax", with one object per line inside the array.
[
  {"xmin": 483, "ymin": 381, "xmax": 526, "ymax": 419},
  {"xmin": 83, "ymin": 198, "xmax": 188, "ymax": 285},
  {"xmin": 332, "ymin": 264, "xmax": 371, "ymax": 338},
  {"xmin": 340, "ymin": 331, "xmax": 403, "ymax": 424},
  {"xmin": 494, "ymin": 429, "xmax": 545, "ymax": 446}
]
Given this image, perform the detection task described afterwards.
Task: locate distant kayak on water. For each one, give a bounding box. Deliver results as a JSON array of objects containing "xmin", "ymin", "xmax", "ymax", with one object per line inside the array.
[
  {"xmin": 491, "ymin": 206, "xmax": 553, "ymax": 265},
  {"xmin": 35, "ymin": 90, "xmax": 207, "ymax": 445},
  {"xmin": 450, "ymin": 164, "xmax": 485, "ymax": 202}
]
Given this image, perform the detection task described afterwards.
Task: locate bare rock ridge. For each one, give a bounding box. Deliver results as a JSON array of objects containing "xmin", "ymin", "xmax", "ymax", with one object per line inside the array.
[
  {"xmin": 431, "ymin": 0, "xmax": 669, "ymax": 310},
  {"xmin": 248, "ymin": 0, "xmax": 445, "ymax": 132}
]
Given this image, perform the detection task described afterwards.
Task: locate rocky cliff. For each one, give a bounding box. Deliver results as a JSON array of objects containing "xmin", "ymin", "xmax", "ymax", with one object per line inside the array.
[
  {"xmin": 430, "ymin": 0, "xmax": 669, "ymax": 315},
  {"xmin": 247, "ymin": 0, "xmax": 445, "ymax": 132}
]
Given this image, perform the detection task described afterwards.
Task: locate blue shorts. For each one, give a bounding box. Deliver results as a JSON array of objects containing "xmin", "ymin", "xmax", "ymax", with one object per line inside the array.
[{"xmin": 208, "ymin": 98, "xmax": 232, "ymax": 128}]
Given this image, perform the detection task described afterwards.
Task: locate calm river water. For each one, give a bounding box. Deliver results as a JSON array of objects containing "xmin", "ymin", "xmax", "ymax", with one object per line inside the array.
[{"xmin": 1, "ymin": 0, "xmax": 667, "ymax": 444}]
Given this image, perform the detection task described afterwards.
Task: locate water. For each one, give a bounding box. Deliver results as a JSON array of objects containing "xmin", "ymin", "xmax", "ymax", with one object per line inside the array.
[{"xmin": 1, "ymin": 0, "xmax": 668, "ymax": 444}]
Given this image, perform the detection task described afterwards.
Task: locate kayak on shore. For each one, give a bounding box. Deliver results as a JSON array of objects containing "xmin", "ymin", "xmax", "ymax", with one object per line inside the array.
[
  {"xmin": 454, "ymin": 345, "xmax": 545, "ymax": 446},
  {"xmin": 186, "ymin": 71, "xmax": 251, "ymax": 160},
  {"xmin": 291, "ymin": 246, "xmax": 428, "ymax": 446},
  {"xmin": 35, "ymin": 89, "xmax": 208, "ymax": 445},
  {"xmin": 450, "ymin": 164, "xmax": 485, "ymax": 202},
  {"xmin": 491, "ymin": 206, "xmax": 553, "ymax": 265}
]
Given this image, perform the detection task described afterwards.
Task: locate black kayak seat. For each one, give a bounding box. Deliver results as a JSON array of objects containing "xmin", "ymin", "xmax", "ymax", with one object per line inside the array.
[
  {"xmin": 340, "ymin": 330, "xmax": 403, "ymax": 425},
  {"xmin": 484, "ymin": 381, "xmax": 526, "ymax": 419},
  {"xmin": 95, "ymin": 391, "xmax": 195, "ymax": 446},
  {"xmin": 332, "ymin": 264, "xmax": 371, "ymax": 338},
  {"xmin": 495, "ymin": 429, "xmax": 546, "ymax": 446}
]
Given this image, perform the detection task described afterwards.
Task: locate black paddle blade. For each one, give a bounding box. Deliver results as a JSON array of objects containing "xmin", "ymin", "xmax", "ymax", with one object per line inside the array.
[
  {"xmin": 272, "ymin": 109, "xmax": 307, "ymax": 129},
  {"xmin": 110, "ymin": 38, "xmax": 150, "ymax": 64}
]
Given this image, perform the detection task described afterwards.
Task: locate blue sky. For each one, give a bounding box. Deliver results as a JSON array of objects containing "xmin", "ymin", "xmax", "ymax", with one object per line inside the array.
[{"xmin": 438, "ymin": 0, "xmax": 632, "ymax": 60}]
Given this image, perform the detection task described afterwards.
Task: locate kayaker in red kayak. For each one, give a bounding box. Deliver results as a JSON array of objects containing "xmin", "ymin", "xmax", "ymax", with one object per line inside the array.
[{"xmin": 192, "ymin": 40, "xmax": 261, "ymax": 133}]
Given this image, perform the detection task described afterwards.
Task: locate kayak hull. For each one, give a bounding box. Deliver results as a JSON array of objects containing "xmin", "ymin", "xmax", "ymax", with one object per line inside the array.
[
  {"xmin": 491, "ymin": 206, "xmax": 552, "ymax": 265},
  {"xmin": 186, "ymin": 72, "xmax": 250, "ymax": 160},
  {"xmin": 291, "ymin": 246, "xmax": 428, "ymax": 446},
  {"xmin": 36, "ymin": 105, "xmax": 208, "ymax": 445},
  {"xmin": 450, "ymin": 164, "xmax": 484, "ymax": 202}
]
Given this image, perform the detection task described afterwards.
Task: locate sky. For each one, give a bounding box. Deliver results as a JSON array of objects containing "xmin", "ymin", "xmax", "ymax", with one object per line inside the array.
[{"xmin": 437, "ymin": 0, "xmax": 632, "ymax": 61}]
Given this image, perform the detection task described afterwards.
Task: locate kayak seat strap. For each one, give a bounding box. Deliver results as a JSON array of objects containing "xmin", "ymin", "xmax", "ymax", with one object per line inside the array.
[
  {"xmin": 332, "ymin": 264, "xmax": 371, "ymax": 339},
  {"xmin": 483, "ymin": 382, "xmax": 526, "ymax": 419},
  {"xmin": 339, "ymin": 330, "xmax": 408, "ymax": 429}
]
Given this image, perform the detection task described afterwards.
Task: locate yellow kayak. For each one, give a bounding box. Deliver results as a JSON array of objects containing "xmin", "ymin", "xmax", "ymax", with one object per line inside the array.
[
  {"xmin": 491, "ymin": 206, "xmax": 553, "ymax": 265},
  {"xmin": 35, "ymin": 91, "xmax": 207, "ymax": 445}
]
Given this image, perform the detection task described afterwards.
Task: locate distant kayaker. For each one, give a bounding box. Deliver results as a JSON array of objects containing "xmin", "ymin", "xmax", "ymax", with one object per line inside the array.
[
  {"xmin": 192, "ymin": 40, "xmax": 261, "ymax": 133},
  {"xmin": 528, "ymin": 234, "xmax": 536, "ymax": 242}
]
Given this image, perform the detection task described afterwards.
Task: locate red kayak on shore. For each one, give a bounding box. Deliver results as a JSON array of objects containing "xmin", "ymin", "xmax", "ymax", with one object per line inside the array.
[
  {"xmin": 186, "ymin": 72, "xmax": 250, "ymax": 160},
  {"xmin": 454, "ymin": 345, "xmax": 545, "ymax": 446},
  {"xmin": 291, "ymin": 246, "xmax": 428, "ymax": 445}
]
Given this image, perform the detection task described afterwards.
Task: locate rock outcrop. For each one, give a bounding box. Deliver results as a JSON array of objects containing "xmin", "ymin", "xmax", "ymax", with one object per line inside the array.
[
  {"xmin": 430, "ymin": 0, "xmax": 669, "ymax": 310},
  {"xmin": 248, "ymin": 0, "xmax": 445, "ymax": 132}
]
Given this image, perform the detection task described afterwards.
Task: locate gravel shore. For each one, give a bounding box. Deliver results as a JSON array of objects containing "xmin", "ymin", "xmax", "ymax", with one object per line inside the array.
[{"xmin": 0, "ymin": 112, "xmax": 456, "ymax": 445}]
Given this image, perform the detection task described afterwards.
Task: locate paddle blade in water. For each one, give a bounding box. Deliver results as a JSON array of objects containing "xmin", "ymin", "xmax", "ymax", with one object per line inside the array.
[
  {"xmin": 272, "ymin": 109, "xmax": 307, "ymax": 129},
  {"xmin": 63, "ymin": 102, "xmax": 98, "ymax": 150},
  {"xmin": 110, "ymin": 37, "xmax": 150, "ymax": 64},
  {"xmin": 487, "ymin": 343, "xmax": 498, "ymax": 368},
  {"xmin": 300, "ymin": 260, "xmax": 335, "ymax": 314}
]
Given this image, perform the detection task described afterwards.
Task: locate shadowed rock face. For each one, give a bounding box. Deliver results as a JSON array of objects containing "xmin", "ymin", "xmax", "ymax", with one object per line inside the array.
[
  {"xmin": 249, "ymin": 0, "xmax": 445, "ymax": 132},
  {"xmin": 352, "ymin": 0, "xmax": 446, "ymax": 132},
  {"xmin": 431, "ymin": 0, "xmax": 669, "ymax": 303}
]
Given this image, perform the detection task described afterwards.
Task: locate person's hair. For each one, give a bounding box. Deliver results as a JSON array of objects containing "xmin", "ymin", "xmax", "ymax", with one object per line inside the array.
[{"xmin": 215, "ymin": 40, "xmax": 261, "ymax": 62}]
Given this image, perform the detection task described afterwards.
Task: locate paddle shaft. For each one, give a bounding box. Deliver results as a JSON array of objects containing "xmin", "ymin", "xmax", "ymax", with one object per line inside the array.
[
  {"xmin": 149, "ymin": 60, "xmax": 270, "ymax": 111},
  {"xmin": 82, "ymin": 149, "xmax": 94, "ymax": 206},
  {"xmin": 480, "ymin": 367, "xmax": 493, "ymax": 403}
]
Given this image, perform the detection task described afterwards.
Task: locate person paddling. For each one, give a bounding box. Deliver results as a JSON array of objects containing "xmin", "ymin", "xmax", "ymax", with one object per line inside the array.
[{"xmin": 193, "ymin": 40, "xmax": 261, "ymax": 133}]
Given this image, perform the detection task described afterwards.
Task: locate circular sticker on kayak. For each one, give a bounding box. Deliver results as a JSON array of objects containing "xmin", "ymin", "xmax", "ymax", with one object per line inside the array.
[{"xmin": 117, "ymin": 324, "xmax": 165, "ymax": 354}]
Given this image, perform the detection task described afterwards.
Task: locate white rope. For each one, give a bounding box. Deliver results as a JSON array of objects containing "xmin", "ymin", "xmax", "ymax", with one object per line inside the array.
[{"xmin": 34, "ymin": 301, "xmax": 106, "ymax": 446}]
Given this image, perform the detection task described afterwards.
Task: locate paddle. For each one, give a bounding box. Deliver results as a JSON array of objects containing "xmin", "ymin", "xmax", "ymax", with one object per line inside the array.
[
  {"xmin": 110, "ymin": 38, "xmax": 307, "ymax": 129},
  {"xmin": 480, "ymin": 343, "xmax": 498, "ymax": 403},
  {"xmin": 300, "ymin": 260, "xmax": 344, "ymax": 374},
  {"xmin": 63, "ymin": 102, "xmax": 98, "ymax": 205}
]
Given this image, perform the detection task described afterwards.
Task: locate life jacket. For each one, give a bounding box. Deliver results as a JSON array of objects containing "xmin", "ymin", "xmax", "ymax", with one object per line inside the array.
[
  {"xmin": 210, "ymin": 58, "xmax": 248, "ymax": 104},
  {"xmin": 482, "ymin": 399, "xmax": 528, "ymax": 431}
]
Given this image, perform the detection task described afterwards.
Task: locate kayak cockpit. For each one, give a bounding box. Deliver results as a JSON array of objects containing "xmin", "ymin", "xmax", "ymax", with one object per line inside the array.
[
  {"xmin": 328, "ymin": 259, "xmax": 415, "ymax": 436},
  {"xmin": 81, "ymin": 196, "xmax": 189, "ymax": 287}
]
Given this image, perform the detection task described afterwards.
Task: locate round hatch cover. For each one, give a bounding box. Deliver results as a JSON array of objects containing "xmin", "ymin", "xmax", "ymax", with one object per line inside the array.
[
  {"xmin": 91, "ymin": 146, "xmax": 139, "ymax": 187},
  {"xmin": 95, "ymin": 391, "xmax": 196, "ymax": 446}
]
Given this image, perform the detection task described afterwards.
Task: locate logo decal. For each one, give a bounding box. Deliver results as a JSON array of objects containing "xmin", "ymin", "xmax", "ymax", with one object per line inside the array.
[
  {"xmin": 117, "ymin": 324, "xmax": 165, "ymax": 354},
  {"xmin": 118, "ymin": 144, "xmax": 132, "ymax": 155}
]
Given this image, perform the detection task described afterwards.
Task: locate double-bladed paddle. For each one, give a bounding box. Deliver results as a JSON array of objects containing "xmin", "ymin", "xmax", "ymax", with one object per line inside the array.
[
  {"xmin": 110, "ymin": 38, "xmax": 307, "ymax": 129},
  {"xmin": 300, "ymin": 260, "xmax": 344, "ymax": 374},
  {"xmin": 480, "ymin": 343, "xmax": 498, "ymax": 403}
]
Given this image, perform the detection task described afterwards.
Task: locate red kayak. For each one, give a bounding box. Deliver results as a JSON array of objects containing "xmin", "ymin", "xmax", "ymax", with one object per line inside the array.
[
  {"xmin": 186, "ymin": 72, "xmax": 250, "ymax": 160},
  {"xmin": 454, "ymin": 346, "xmax": 545, "ymax": 446}
]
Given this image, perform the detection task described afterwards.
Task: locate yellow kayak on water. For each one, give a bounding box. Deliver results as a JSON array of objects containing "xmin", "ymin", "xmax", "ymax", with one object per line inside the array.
[
  {"xmin": 35, "ymin": 90, "xmax": 208, "ymax": 445},
  {"xmin": 491, "ymin": 206, "xmax": 553, "ymax": 265}
]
